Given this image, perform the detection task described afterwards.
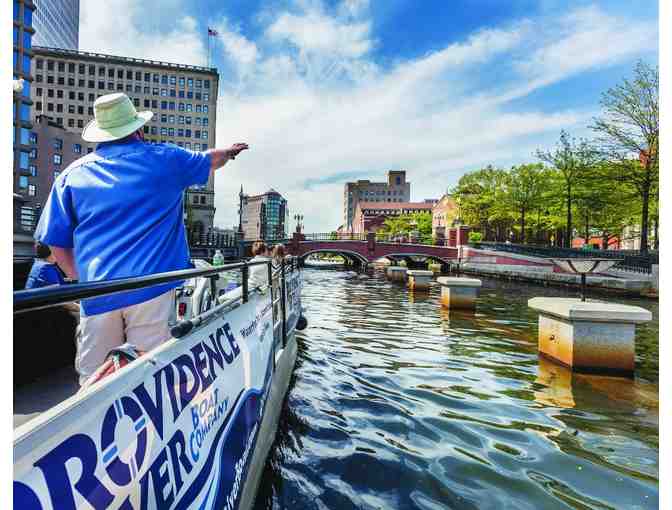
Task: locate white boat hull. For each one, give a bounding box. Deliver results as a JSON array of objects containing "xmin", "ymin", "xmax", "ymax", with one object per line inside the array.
[{"xmin": 14, "ymin": 271, "xmax": 302, "ymax": 510}]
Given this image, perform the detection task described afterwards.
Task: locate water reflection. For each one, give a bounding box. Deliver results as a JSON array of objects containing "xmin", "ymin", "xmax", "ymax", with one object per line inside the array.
[{"xmin": 254, "ymin": 268, "xmax": 658, "ymax": 509}]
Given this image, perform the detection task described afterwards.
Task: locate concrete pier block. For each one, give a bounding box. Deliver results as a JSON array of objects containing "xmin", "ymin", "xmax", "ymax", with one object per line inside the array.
[
  {"xmin": 428, "ymin": 262, "xmax": 442, "ymax": 274},
  {"xmin": 437, "ymin": 277, "xmax": 481, "ymax": 310},
  {"xmin": 528, "ymin": 298, "xmax": 652, "ymax": 376},
  {"xmin": 386, "ymin": 266, "xmax": 408, "ymax": 282},
  {"xmin": 407, "ymin": 270, "xmax": 433, "ymax": 290}
]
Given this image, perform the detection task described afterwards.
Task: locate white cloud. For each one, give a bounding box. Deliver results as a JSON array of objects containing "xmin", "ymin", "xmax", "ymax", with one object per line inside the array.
[
  {"xmin": 80, "ymin": 0, "xmax": 206, "ymax": 65},
  {"xmin": 79, "ymin": 1, "xmax": 656, "ymax": 232}
]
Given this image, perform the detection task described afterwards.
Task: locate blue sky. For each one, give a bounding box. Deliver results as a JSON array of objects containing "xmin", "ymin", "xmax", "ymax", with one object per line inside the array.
[{"xmin": 79, "ymin": 0, "xmax": 658, "ymax": 231}]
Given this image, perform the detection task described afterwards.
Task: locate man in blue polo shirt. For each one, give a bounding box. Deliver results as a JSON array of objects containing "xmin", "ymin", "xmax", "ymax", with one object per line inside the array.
[{"xmin": 35, "ymin": 92, "xmax": 248, "ymax": 385}]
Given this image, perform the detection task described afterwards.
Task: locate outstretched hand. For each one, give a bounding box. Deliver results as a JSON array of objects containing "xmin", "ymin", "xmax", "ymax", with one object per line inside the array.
[{"xmin": 226, "ymin": 143, "xmax": 249, "ymax": 160}]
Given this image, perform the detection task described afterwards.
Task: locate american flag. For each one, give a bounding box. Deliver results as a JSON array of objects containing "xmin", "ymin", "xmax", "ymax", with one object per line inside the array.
[{"xmin": 208, "ymin": 27, "xmax": 218, "ymax": 36}]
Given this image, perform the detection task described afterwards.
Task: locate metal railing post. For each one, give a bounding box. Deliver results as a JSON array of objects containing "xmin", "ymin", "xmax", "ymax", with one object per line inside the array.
[
  {"xmin": 280, "ymin": 259, "xmax": 287, "ymax": 348},
  {"xmin": 242, "ymin": 262, "xmax": 249, "ymax": 303}
]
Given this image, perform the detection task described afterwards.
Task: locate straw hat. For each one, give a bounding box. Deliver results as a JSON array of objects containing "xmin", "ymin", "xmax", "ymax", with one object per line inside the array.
[{"xmin": 81, "ymin": 93, "xmax": 153, "ymax": 142}]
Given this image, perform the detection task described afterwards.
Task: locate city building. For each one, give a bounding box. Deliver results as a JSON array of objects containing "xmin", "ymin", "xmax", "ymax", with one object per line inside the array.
[
  {"xmin": 30, "ymin": 115, "xmax": 95, "ymax": 208},
  {"xmin": 30, "ymin": 46, "xmax": 219, "ymax": 230},
  {"xmin": 239, "ymin": 189, "xmax": 288, "ymax": 241},
  {"xmin": 32, "ymin": 0, "xmax": 79, "ymax": 50},
  {"xmin": 13, "ymin": 0, "xmax": 38, "ymax": 237},
  {"xmin": 431, "ymin": 194, "xmax": 457, "ymax": 243},
  {"xmin": 352, "ymin": 201, "xmax": 433, "ymax": 234},
  {"xmin": 343, "ymin": 170, "xmax": 410, "ymax": 231}
]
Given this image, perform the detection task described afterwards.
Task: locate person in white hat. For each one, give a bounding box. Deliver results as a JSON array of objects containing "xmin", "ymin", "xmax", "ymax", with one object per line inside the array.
[{"xmin": 34, "ymin": 93, "xmax": 248, "ymax": 385}]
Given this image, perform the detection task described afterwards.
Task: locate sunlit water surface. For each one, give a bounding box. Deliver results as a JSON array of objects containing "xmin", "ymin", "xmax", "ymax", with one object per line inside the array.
[{"xmin": 253, "ymin": 267, "xmax": 658, "ymax": 510}]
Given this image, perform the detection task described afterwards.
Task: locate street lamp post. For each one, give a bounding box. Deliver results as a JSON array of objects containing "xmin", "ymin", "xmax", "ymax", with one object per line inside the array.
[{"xmin": 294, "ymin": 214, "xmax": 304, "ymax": 233}]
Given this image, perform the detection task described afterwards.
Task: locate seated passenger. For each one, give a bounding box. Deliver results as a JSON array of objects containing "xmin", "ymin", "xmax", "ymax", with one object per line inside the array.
[
  {"xmin": 272, "ymin": 244, "xmax": 286, "ymax": 266},
  {"xmin": 248, "ymin": 241, "xmax": 272, "ymax": 290},
  {"xmin": 25, "ymin": 242, "xmax": 66, "ymax": 289}
]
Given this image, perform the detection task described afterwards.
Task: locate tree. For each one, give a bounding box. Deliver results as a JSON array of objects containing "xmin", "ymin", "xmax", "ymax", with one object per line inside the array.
[
  {"xmin": 451, "ymin": 166, "xmax": 510, "ymax": 241},
  {"xmin": 536, "ymin": 131, "xmax": 597, "ymax": 247},
  {"xmin": 590, "ymin": 60, "xmax": 659, "ymax": 253},
  {"xmin": 506, "ymin": 163, "xmax": 549, "ymax": 243}
]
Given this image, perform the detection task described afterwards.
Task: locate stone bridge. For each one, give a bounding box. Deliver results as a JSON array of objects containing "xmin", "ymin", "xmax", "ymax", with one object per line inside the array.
[{"xmin": 288, "ymin": 233, "xmax": 459, "ymax": 266}]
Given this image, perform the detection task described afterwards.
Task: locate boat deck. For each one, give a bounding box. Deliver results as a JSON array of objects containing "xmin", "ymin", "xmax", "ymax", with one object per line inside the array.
[{"xmin": 14, "ymin": 365, "xmax": 79, "ymax": 429}]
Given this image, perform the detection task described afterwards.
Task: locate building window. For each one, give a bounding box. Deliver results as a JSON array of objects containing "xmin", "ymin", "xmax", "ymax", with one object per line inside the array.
[
  {"xmin": 144, "ymin": 72, "xmax": 151, "ymax": 82},
  {"xmin": 28, "ymin": 184, "xmax": 36, "ymax": 197},
  {"xmin": 204, "ymin": 79, "xmax": 210, "ymax": 89},
  {"xmin": 98, "ymin": 67, "xmax": 105, "ymax": 76},
  {"xmin": 88, "ymin": 80, "xmax": 95, "ymax": 88},
  {"xmin": 161, "ymin": 101, "xmax": 167, "ymax": 110},
  {"xmin": 29, "ymin": 132, "xmax": 38, "ymax": 144},
  {"xmin": 203, "ymin": 93, "xmax": 209, "ymax": 101},
  {"xmin": 194, "ymin": 143, "xmax": 201, "ymax": 151},
  {"xmin": 151, "ymin": 126, "xmax": 157, "ymax": 135},
  {"xmin": 53, "ymin": 154, "xmax": 62, "ymax": 165},
  {"xmin": 186, "ymin": 104, "xmax": 192, "ymax": 112},
  {"xmin": 73, "ymin": 144, "xmax": 82, "ymax": 154},
  {"xmin": 47, "ymin": 76, "xmax": 54, "ymax": 84},
  {"xmin": 178, "ymin": 103, "xmax": 185, "ymax": 112},
  {"xmin": 56, "ymin": 104, "xmax": 63, "ymax": 113},
  {"xmin": 187, "ymin": 91, "xmax": 193, "ymax": 99},
  {"xmin": 98, "ymin": 81, "xmax": 105, "ymax": 90},
  {"xmin": 19, "ymin": 176, "xmax": 28, "ymax": 189},
  {"xmin": 202, "ymin": 131, "xmax": 208, "ymax": 140},
  {"xmin": 202, "ymin": 143, "xmax": 208, "ymax": 150},
  {"xmin": 185, "ymin": 129, "xmax": 191, "ymax": 138},
  {"xmin": 200, "ymin": 196, "xmax": 206, "ymax": 204},
  {"xmin": 135, "ymin": 85, "xmax": 142, "ymax": 93},
  {"xmin": 68, "ymin": 104, "xmax": 75, "ymax": 113},
  {"xmin": 117, "ymin": 83, "xmax": 124, "ymax": 91},
  {"xmin": 151, "ymin": 100, "xmax": 158, "ymax": 108},
  {"xmin": 126, "ymin": 84, "xmax": 133, "ymax": 92},
  {"xmin": 78, "ymin": 119, "xmax": 84, "ymax": 128},
  {"xmin": 78, "ymin": 78, "xmax": 85, "ymax": 87},
  {"xmin": 195, "ymin": 79, "xmax": 202, "ymax": 88},
  {"xmin": 161, "ymin": 114, "xmax": 167, "ymax": 123},
  {"xmin": 126, "ymin": 70, "xmax": 133, "ymax": 79},
  {"xmin": 178, "ymin": 115, "xmax": 184, "ymax": 124},
  {"xmin": 68, "ymin": 77, "xmax": 75, "ymax": 86},
  {"xmin": 57, "ymin": 90, "xmax": 63, "ymax": 99},
  {"xmin": 68, "ymin": 118, "xmax": 75, "ymax": 127},
  {"xmin": 185, "ymin": 117, "xmax": 192, "ymax": 125},
  {"xmin": 202, "ymin": 118, "xmax": 208, "ymax": 126},
  {"xmin": 187, "ymin": 78, "xmax": 193, "ymax": 88},
  {"xmin": 68, "ymin": 91, "xmax": 75, "ymax": 100},
  {"xmin": 133, "ymin": 98, "xmax": 140, "ymax": 107},
  {"xmin": 168, "ymin": 128, "xmax": 174, "ymax": 136},
  {"xmin": 144, "ymin": 99, "xmax": 150, "ymax": 108},
  {"xmin": 170, "ymin": 89, "xmax": 176, "ymax": 97},
  {"xmin": 192, "ymin": 196, "xmax": 199, "ymax": 204},
  {"xmin": 170, "ymin": 75, "xmax": 176, "ymax": 85},
  {"xmin": 144, "ymin": 86, "xmax": 150, "ymax": 94},
  {"xmin": 108, "ymin": 82, "xmax": 114, "ymax": 90},
  {"xmin": 161, "ymin": 74, "xmax": 168, "ymax": 84},
  {"xmin": 177, "ymin": 128, "xmax": 184, "ymax": 137},
  {"xmin": 203, "ymin": 105, "xmax": 208, "ymax": 113},
  {"xmin": 194, "ymin": 130, "xmax": 201, "ymax": 139},
  {"xmin": 29, "ymin": 165, "xmax": 37, "ymax": 177}
]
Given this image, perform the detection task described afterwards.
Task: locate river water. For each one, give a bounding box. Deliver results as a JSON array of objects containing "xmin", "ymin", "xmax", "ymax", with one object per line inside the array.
[{"xmin": 254, "ymin": 267, "xmax": 659, "ymax": 510}]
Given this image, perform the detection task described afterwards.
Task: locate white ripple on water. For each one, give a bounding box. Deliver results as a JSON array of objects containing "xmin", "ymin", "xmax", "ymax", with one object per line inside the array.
[{"xmin": 255, "ymin": 268, "xmax": 659, "ymax": 510}]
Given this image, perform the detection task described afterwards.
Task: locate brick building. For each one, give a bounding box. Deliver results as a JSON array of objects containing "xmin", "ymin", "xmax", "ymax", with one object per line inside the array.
[
  {"xmin": 30, "ymin": 46, "xmax": 219, "ymax": 231},
  {"xmin": 343, "ymin": 170, "xmax": 411, "ymax": 231},
  {"xmin": 352, "ymin": 201, "xmax": 434, "ymax": 234},
  {"xmin": 431, "ymin": 194, "xmax": 458, "ymax": 243}
]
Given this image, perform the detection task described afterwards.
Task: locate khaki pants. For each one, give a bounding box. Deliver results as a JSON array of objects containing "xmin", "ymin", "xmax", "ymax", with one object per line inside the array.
[{"xmin": 76, "ymin": 290, "xmax": 175, "ymax": 385}]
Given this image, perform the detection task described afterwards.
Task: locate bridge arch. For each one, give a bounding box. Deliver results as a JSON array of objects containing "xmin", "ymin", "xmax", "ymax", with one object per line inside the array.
[
  {"xmin": 300, "ymin": 249, "xmax": 369, "ymax": 266},
  {"xmin": 381, "ymin": 252, "xmax": 454, "ymax": 265}
]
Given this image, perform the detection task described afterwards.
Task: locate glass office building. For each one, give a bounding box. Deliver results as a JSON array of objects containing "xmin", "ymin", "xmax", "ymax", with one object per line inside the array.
[
  {"xmin": 13, "ymin": 0, "xmax": 38, "ymax": 231},
  {"xmin": 32, "ymin": 0, "xmax": 79, "ymax": 50}
]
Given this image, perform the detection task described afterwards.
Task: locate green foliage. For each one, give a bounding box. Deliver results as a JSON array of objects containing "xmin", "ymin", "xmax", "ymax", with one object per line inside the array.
[
  {"xmin": 590, "ymin": 60, "xmax": 658, "ymax": 252},
  {"xmin": 378, "ymin": 211, "xmax": 432, "ymax": 239},
  {"xmin": 468, "ymin": 231, "xmax": 482, "ymax": 243}
]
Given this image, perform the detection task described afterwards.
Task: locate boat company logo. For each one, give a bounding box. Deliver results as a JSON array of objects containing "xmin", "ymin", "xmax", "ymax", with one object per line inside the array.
[{"xmin": 14, "ymin": 289, "xmax": 284, "ymax": 510}]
